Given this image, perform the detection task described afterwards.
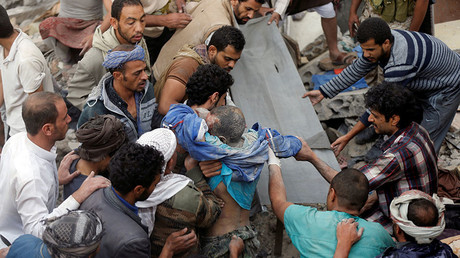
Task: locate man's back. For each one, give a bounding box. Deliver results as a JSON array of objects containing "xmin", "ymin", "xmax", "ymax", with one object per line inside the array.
[
  {"xmin": 80, "ymin": 187, "xmax": 150, "ymax": 257},
  {"xmin": 284, "ymin": 205, "xmax": 395, "ymax": 258}
]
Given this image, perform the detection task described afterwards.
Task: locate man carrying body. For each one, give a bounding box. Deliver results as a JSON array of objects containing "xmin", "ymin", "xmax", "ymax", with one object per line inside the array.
[
  {"xmin": 0, "ymin": 92, "xmax": 108, "ymax": 248},
  {"xmin": 79, "ymin": 142, "xmax": 163, "ymax": 257},
  {"xmin": 153, "ymin": 0, "xmax": 265, "ymax": 80},
  {"xmin": 67, "ymin": 0, "xmax": 151, "ymax": 111},
  {"xmin": 136, "ymin": 128, "xmax": 220, "ymax": 257},
  {"xmin": 336, "ymin": 190, "xmax": 455, "ymax": 257},
  {"xmin": 78, "ymin": 44, "xmax": 155, "ymax": 142},
  {"xmin": 303, "ymin": 17, "xmax": 460, "ymax": 153},
  {"xmin": 268, "ymin": 160, "xmax": 395, "ymax": 257},
  {"xmin": 298, "ymin": 82, "xmax": 438, "ymax": 232},
  {"xmin": 0, "ymin": 5, "xmax": 54, "ymax": 138},
  {"xmin": 154, "ymin": 25, "xmax": 245, "ymax": 126}
]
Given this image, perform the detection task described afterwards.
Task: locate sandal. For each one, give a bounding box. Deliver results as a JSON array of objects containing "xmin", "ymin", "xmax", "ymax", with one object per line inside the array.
[{"xmin": 319, "ymin": 52, "xmax": 358, "ymax": 71}]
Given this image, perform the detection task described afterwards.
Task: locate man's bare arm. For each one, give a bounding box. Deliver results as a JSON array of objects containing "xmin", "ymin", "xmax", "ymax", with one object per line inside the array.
[
  {"xmin": 295, "ymin": 137, "xmax": 339, "ymax": 183},
  {"xmin": 409, "ymin": 0, "xmax": 429, "ymax": 31},
  {"xmin": 268, "ymin": 149, "xmax": 293, "ymax": 224},
  {"xmin": 349, "ymin": 0, "xmax": 363, "ymax": 37},
  {"xmin": 158, "ymin": 78, "xmax": 187, "ymax": 115},
  {"xmin": 331, "ymin": 120, "xmax": 367, "ymax": 156}
]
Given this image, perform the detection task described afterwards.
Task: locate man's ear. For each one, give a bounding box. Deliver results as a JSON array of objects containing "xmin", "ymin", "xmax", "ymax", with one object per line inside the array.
[
  {"xmin": 230, "ymin": 0, "xmax": 239, "ymax": 8},
  {"xmin": 133, "ymin": 185, "xmax": 145, "ymax": 198},
  {"xmin": 209, "ymin": 92, "xmax": 219, "ymax": 104},
  {"xmin": 218, "ymin": 136, "xmax": 228, "ymax": 144},
  {"xmin": 42, "ymin": 123, "xmax": 53, "ymax": 136},
  {"xmin": 391, "ymin": 115, "xmax": 400, "ymax": 126},
  {"xmin": 112, "ymin": 70, "xmax": 123, "ymax": 81},
  {"xmin": 110, "ymin": 17, "xmax": 118, "ymax": 29},
  {"xmin": 208, "ymin": 45, "xmax": 217, "ymax": 59},
  {"xmin": 329, "ymin": 187, "xmax": 337, "ymax": 202}
]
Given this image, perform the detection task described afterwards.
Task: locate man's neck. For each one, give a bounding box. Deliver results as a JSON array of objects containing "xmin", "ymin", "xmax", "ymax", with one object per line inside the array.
[
  {"xmin": 114, "ymin": 188, "xmax": 136, "ymax": 206},
  {"xmin": 113, "ymin": 81, "xmax": 135, "ymax": 103},
  {"xmin": 76, "ymin": 159, "xmax": 105, "ymax": 176},
  {"xmin": 27, "ymin": 133, "xmax": 55, "ymax": 152},
  {"xmin": 0, "ymin": 30, "xmax": 19, "ymax": 57},
  {"xmin": 334, "ymin": 207, "xmax": 360, "ymax": 217}
]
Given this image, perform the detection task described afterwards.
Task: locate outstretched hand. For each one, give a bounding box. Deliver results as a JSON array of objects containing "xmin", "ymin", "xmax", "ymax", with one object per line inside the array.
[
  {"xmin": 165, "ymin": 13, "xmax": 192, "ymax": 29},
  {"xmin": 58, "ymin": 151, "xmax": 81, "ymax": 185},
  {"xmin": 294, "ymin": 137, "xmax": 315, "ymax": 162},
  {"xmin": 331, "ymin": 135, "xmax": 351, "ymax": 157},
  {"xmin": 302, "ymin": 90, "xmax": 324, "ymax": 106}
]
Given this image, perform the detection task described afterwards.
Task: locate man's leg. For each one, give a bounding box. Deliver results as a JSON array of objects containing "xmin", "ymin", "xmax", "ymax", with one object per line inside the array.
[{"xmin": 315, "ymin": 3, "xmax": 348, "ymax": 62}]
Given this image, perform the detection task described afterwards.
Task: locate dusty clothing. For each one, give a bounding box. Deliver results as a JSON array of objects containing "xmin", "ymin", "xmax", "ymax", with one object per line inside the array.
[
  {"xmin": 80, "ymin": 187, "xmax": 150, "ymax": 257},
  {"xmin": 59, "ymin": 0, "xmax": 103, "ymax": 20},
  {"xmin": 152, "ymin": 0, "xmax": 235, "ymax": 79},
  {"xmin": 39, "ymin": 18, "xmax": 101, "ymax": 49},
  {"xmin": 201, "ymin": 226, "xmax": 260, "ymax": 258},
  {"xmin": 66, "ymin": 27, "xmax": 151, "ymax": 110},
  {"xmin": 377, "ymin": 240, "xmax": 456, "ymax": 258},
  {"xmin": 148, "ymin": 167, "xmax": 221, "ymax": 257}
]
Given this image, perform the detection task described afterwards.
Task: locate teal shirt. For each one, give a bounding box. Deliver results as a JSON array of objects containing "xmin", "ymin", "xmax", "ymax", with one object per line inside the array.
[{"xmin": 284, "ymin": 205, "xmax": 395, "ymax": 258}]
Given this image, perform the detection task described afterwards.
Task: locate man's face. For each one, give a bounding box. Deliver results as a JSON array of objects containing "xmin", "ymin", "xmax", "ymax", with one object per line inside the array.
[
  {"xmin": 113, "ymin": 5, "xmax": 145, "ymax": 44},
  {"xmin": 52, "ymin": 99, "xmax": 71, "ymax": 141},
  {"xmin": 231, "ymin": 0, "xmax": 262, "ymax": 24},
  {"xmin": 360, "ymin": 39, "xmax": 390, "ymax": 63},
  {"xmin": 138, "ymin": 174, "xmax": 161, "ymax": 201},
  {"xmin": 368, "ymin": 109, "xmax": 397, "ymax": 136},
  {"xmin": 210, "ymin": 45, "xmax": 242, "ymax": 72},
  {"xmin": 119, "ymin": 60, "xmax": 148, "ymax": 93}
]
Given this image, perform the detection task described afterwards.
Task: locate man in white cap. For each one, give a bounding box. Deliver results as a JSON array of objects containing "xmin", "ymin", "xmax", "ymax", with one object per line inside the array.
[
  {"xmin": 335, "ymin": 189, "xmax": 455, "ymax": 257},
  {"xmin": 136, "ymin": 128, "xmax": 222, "ymax": 257}
]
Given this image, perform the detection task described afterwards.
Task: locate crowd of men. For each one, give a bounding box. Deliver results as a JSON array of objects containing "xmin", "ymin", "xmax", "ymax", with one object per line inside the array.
[{"xmin": 0, "ymin": 0, "xmax": 459, "ymax": 256}]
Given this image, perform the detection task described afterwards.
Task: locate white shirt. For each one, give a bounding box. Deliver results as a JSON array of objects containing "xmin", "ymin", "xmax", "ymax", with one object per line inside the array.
[
  {"xmin": 271, "ymin": 0, "xmax": 289, "ymax": 18},
  {"xmin": 0, "ymin": 132, "xmax": 79, "ymax": 248},
  {"xmin": 0, "ymin": 29, "xmax": 54, "ymax": 137}
]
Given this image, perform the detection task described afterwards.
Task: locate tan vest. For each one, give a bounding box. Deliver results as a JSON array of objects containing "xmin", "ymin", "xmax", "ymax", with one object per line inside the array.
[{"xmin": 152, "ymin": 0, "xmax": 235, "ymax": 80}]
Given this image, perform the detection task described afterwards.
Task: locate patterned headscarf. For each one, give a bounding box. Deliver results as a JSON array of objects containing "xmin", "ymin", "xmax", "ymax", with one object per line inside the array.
[
  {"xmin": 42, "ymin": 210, "xmax": 103, "ymax": 257},
  {"xmin": 76, "ymin": 115, "xmax": 127, "ymax": 162},
  {"xmin": 137, "ymin": 128, "xmax": 177, "ymax": 173},
  {"xmin": 102, "ymin": 44, "xmax": 145, "ymax": 69},
  {"xmin": 390, "ymin": 190, "xmax": 446, "ymax": 244}
]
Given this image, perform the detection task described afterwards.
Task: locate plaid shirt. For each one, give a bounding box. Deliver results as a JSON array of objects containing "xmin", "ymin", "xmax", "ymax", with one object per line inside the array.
[{"xmin": 360, "ymin": 122, "xmax": 438, "ymax": 232}]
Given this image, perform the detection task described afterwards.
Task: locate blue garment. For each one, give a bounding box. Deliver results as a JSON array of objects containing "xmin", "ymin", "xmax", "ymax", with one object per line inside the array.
[
  {"xmin": 63, "ymin": 158, "xmax": 87, "ymax": 199},
  {"xmin": 6, "ymin": 234, "xmax": 51, "ymax": 258},
  {"xmin": 102, "ymin": 45, "xmax": 145, "ymax": 69},
  {"xmin": 112, "ymin": 187, "xmax": 138, "ymax": 215},
  {"xmin": 283, "ymin": 205, "xmax": 395, "ymax": 258},
  {"xmin": 312, "ymin": 71, "xmax": 368, "ymax": 93},
  {"xmin": 377, "ymin": 239, "xmax": 456, "ymax": 258},
  {"xmin": 162, "ymin": 104, "xmax": 301, "ymax": 182}
]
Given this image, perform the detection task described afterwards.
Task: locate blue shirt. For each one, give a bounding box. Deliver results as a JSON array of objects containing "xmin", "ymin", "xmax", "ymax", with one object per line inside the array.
[
  {"xmin": 6, "ymin": 234, "xmax": 51, "ymax": 258},
  {"xmin": 284, "ymin": 205, "xmax": 395, "ymax": 258}
]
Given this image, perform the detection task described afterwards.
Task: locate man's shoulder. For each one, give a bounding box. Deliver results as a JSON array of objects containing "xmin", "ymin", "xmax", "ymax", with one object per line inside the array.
[{"xmin": 164, "ymin": 182, "xmax": 202, "ymax": 214}]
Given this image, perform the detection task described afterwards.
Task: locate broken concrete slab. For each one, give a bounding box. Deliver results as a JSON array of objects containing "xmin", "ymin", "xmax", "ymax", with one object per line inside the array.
[{"xmin": 313, "ymin": 88, "xmax": 367, "ymax": 121}]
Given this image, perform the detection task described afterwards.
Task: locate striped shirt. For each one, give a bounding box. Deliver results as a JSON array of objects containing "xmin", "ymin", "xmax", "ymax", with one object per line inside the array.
[
  {"xmin": 359, "ymin": 122, "xmax": 438, "ymax": 232},
  {"xmin": 320, "ymin": 30, "xmax": 460, "ymax": 98}
]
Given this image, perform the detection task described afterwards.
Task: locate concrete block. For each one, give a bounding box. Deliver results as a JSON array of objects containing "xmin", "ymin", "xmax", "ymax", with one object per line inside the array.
[{"xmin": 313, "ymin": 88, "xmax": 367, "ymax": 121}]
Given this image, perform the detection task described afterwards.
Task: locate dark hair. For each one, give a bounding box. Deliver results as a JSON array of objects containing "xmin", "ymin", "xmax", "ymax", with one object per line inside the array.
[
  {"xmin": 357, "ymin": 17, "xmax": 393, "ymax": 45},
  {"xmin": 22, "ymin": 92, "xmax": 63, "ymax": 136},
  {"xmin": 209, "ymin": 106, "xmax": 246, "ymax": 146},
  {"xmin": 402, "ymin": 198, "xmax": 439, "ymax": 242},
  {"xmin": 109, "ymin": 142, "xmax": 164, "ymax": 195},
  {"xmin": 208, "ymin": 26, "xmax": 245, "ymax": 52},
  {"xmin": 108, "ymin": 44, "xmax": 137, "ymax": 74},
  {"xmin": 365, "ymin": 82, "xmax": 422, "ymax": 128},
  {"xmin": 330, "ymin": 168, "xmax": 369, "ymax": 211},
  {"xmin": 239, "ymin": 0, "xmax": 265, "ymax": 3},
  {"xmin": 0, "ymin": 5, "xmax": 14, "ymax": 38},
  {"xmin": 186, "ymin": 64, "xmax": 234, "ymax": 106},
  {"xmin": 111, "ymin": 0, "xmax": 143, "ymax": 21}
]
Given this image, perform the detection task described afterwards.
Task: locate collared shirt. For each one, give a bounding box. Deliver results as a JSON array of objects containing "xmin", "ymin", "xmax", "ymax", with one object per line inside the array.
[
  {"xmin": 360, "ymin": 122, "xmax": 438, "ymax": 231},
  {"xmin": 0, "ymin": 29, "xmax": 54, "ymax": 136},
  {"xmin": 0, "ymin": 133, "xmax": 80, "ymax": 248},
  {"xmin": 112, "ymin": 187, "xmax": 139, "ymax": 215}
]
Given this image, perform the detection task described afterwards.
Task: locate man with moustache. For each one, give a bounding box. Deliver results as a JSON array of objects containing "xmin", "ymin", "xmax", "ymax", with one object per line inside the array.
[
  {"xmin": 78, "ymin": 44, "xmax": 155, "ymax": 142},
  {"xmin": 153, "ymin": 0, "xmax": 265, "ymax": 80},
  {"xmin": 297, "ymin": 82, "xmax": 438, "ymax": 233},
  {"xmin": 303, "ymin": 17, "xmax": 460, "ymax": 154},
  {"xmin": 152, "ymin": 26, "xmax": 245, "ymax": 127},
  {"xmin": 67, "ymin": 0, "xmax": 151, "ymax": 111}
]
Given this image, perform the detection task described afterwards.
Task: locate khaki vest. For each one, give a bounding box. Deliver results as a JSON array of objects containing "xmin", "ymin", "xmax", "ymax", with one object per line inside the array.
[{"xmin": 370, "ymin": 0, "xmax": 415, "ymax": 23}]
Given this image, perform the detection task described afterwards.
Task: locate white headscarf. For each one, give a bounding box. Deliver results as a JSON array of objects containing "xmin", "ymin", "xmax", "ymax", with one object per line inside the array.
[
  {"xmin": 136, "ymin": 129, "xmax": 192, "ymax": 235},
  {"xmin": 390, "ymin": 190, "xmax": 445, "ymax": 244}
]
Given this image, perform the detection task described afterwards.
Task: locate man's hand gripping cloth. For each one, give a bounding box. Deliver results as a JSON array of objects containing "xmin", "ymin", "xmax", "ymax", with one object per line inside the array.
[
  {"xmin": 390, "ymin": 190, "xmax": 446, "ymax": 244},
  {"xmin": 162, "ymin": 104, "xmax": 302, "ymax": 182}
]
